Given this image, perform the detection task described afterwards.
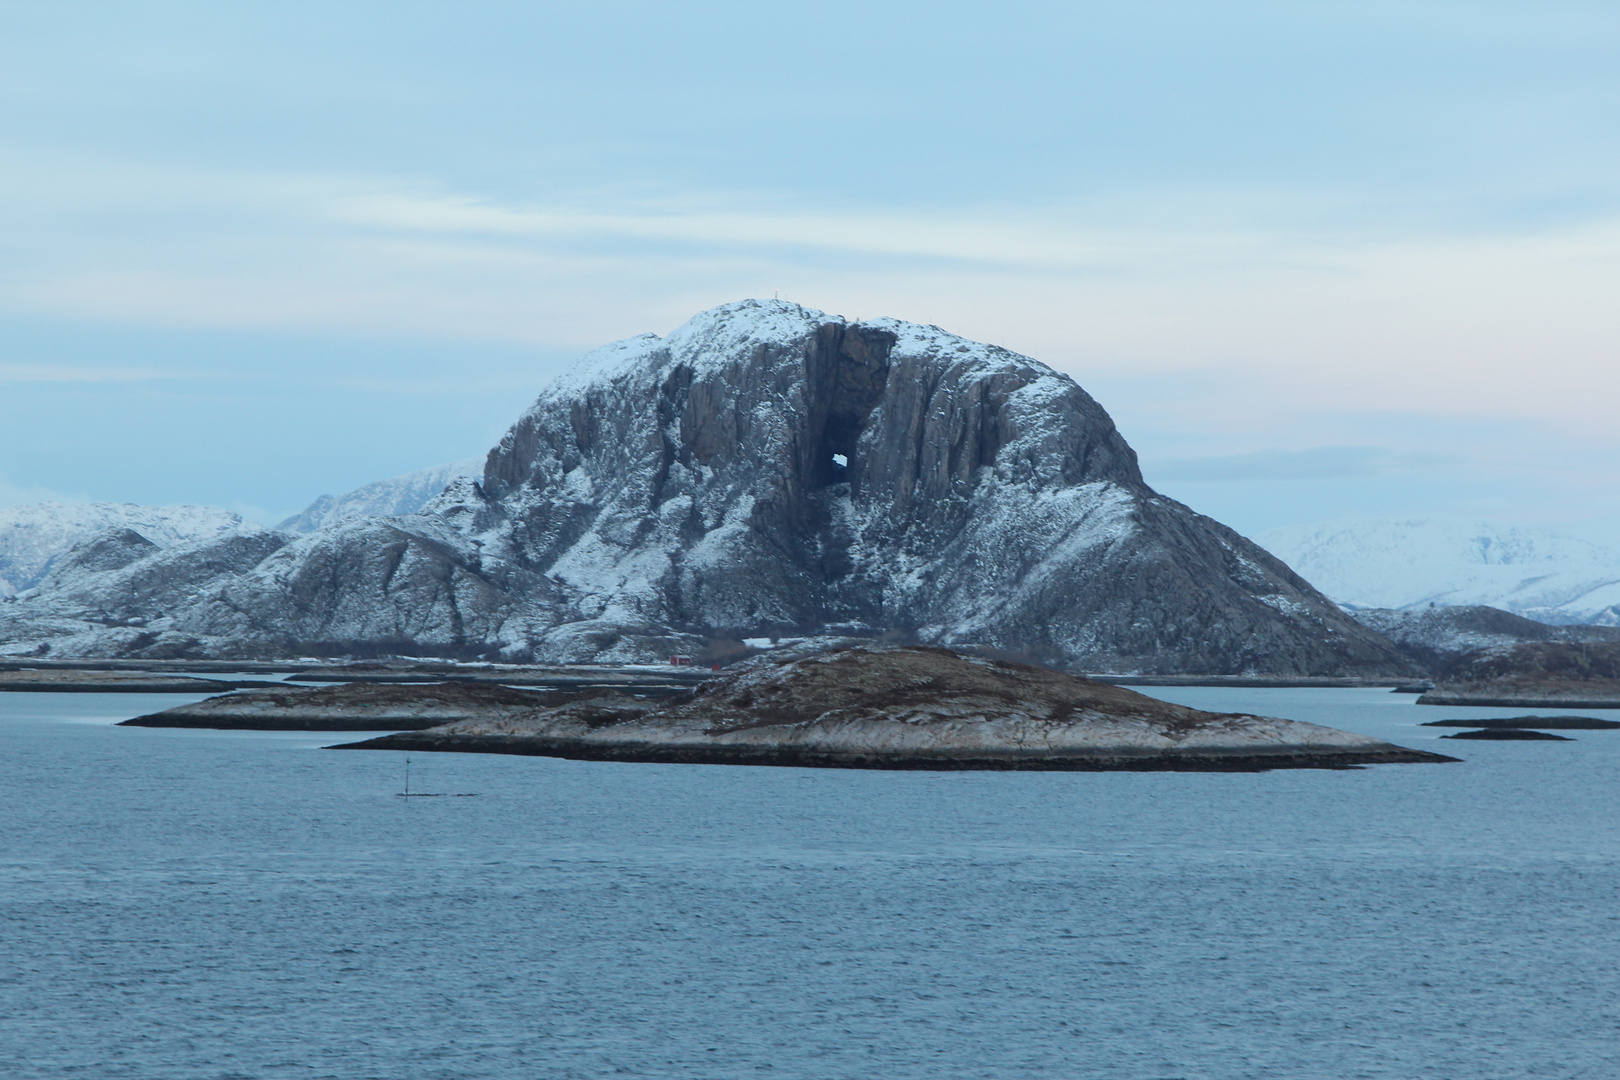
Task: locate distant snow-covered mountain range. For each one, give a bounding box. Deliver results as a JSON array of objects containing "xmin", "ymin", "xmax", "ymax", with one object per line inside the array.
[
  {"xmin": 0, "ymin": 502, "xmax": 260, "ymax": 597},
  {"xmin": 0, "ymin": 460, "xmax": 481, "ymax": 597},
  {"xmin": 10, "ymin": 496, "xmax": 1618, "ymax": 637},
  {"xmin": 1258, "ymin": 519, "xmax": 1620, "ymax": 626},
  {"xmin": 276, "ymin": 458, "xmax": 482, "ymax": 533}
]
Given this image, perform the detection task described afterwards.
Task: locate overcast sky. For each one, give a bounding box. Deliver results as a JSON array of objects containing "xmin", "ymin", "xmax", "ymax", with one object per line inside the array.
[{"xmin": 2, "ymin": 1, "xmax": 1617, "ymax": 537}]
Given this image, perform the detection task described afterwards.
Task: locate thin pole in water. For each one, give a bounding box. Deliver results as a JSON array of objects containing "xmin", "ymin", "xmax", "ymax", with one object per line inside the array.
[{"xmin": 405, "ymin": 756, "xmax": 410, "ymax": 796}]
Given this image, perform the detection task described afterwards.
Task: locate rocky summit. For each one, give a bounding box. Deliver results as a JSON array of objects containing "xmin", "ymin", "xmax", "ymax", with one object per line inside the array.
[{"xmin": 0, "ymin": 300, "xmax": 1412, "ymax": 674}]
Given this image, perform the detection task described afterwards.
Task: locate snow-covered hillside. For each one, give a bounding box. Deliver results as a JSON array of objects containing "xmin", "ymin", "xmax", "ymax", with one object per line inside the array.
[
  {"xmin": 0, "ymin": 300, "xmax": 1410, "ymax": 673},
  {"xmin": 1259, "ymin": 519, "xmax": 1620, "ymax": 625},
  {"xmin": 0, "ymin": 502, "xmax": 257, "ymax": 597},
  {"xmin": 277, "ymin": 458, "xmax": 482, "ymax": 533}
]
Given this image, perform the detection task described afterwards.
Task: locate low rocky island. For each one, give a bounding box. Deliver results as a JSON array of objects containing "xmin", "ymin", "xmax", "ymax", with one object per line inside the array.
[
  {"xmin": 121, "ymin": 681, "xmax": 556, "ymax": 731},
  {"xmin": 328, "ymin": 646, "xmax": 1454, "ymax": 771},
  {"xmin": 1421, "ymin": 716, "xmax": 1620, "ymax": 730},
  {"xmin": 1417, "ymin": 643, "xmax": 1620, "ymax": 708},
  {"xmin": 0, "ymin": 668, "xmax": 282, "ymax": 693},
  {"xmin": 120, "ymin": 673, "xmax": 695, "ymax": 731}
]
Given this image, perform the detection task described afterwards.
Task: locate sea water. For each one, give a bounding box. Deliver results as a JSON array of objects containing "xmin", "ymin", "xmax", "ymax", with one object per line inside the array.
[{"xmin": 2, "ymin": 687, "xmax": 1617, "ymax": 1079}]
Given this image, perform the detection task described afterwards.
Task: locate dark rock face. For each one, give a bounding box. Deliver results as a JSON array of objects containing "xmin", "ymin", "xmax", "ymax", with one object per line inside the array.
[{"xmin": 2, "ymin": 300, "xmax": 1413, "ymax": 674}]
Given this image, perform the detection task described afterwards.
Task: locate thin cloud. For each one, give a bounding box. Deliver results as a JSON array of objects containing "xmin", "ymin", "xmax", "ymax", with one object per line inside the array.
[
  {"xmin": 0, "ymin": 362, "xmax": 175, "ymax": 383},
  {"xmin": 328, "ymin": 191, "xmax": 1292, "ymax": 272},
  {"xmin": 3, "ymin": 155, "xmax": 1619, "ymax": 433}
]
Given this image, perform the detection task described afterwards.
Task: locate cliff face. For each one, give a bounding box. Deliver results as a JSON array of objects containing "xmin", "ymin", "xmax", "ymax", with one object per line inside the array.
[
  {"xmin": 465, "ymin": 307, "xmax": 1139, "ymax": 634},
  {"xmin": 1, "ymin": 300, "xmax": 1412, "ymax": 674}
]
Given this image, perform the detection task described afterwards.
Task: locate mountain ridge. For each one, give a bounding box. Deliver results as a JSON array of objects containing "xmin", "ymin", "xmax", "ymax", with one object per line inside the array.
[
  {"xmin": 277, "ymin": 458, "xmax": 483, "ymax": 533},
  {"xmin": 0, "ymin": 502, "xmax": 259, "ymax": 598},
  {"xmin": 2, "ymin": 300, "xmax": 1413, "ymax": 674}
]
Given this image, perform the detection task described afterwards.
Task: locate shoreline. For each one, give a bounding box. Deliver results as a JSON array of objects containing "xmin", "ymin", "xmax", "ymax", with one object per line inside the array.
[
  {"xmin": 1094, "ymin": 675, "xmax": 1408, "ymax": 689},
  {"xmin": 0, "ymin": 659, "xmax": 1414, "ymax": 694},
  {"xmin": 0, "ymin": 674, "xmax": 286, "ymax": 693},
  {"xmin": 328, "ymin": 730, "xmax": 1456, "ymax": 772},
  {"xmin": 1417, "ymin": 691, "xmax": 1620, "ymax": 708},
  {"xmin": 122, "ymin": 714, "xmax": 452, "ymax": 731}
]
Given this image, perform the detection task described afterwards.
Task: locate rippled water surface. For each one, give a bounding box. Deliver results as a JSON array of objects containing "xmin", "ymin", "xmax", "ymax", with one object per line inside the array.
[{"xmin": 3, "ymin": 687, "xmax": 1618, "ymax": 1079}]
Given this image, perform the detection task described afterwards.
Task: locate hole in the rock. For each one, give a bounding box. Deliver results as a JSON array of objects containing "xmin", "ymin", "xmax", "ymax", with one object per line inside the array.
[{"xmin": 812, "ymin": 414, "xmax": 862, "ymax": 487}]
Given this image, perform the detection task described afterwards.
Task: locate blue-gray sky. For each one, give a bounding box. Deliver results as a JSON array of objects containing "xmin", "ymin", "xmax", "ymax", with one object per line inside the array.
[{"xmin": 2, "ymin": 1, "xmax": 1617, "ymax": 536}]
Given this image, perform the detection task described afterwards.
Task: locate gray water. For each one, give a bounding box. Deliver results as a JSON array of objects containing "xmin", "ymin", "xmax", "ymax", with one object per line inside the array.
[{"xmin": 2, "ymin": 687, "xmax": 1617, "ymax": 1079}]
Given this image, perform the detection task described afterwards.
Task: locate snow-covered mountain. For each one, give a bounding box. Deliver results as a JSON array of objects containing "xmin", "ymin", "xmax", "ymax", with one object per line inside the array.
[
  {"xmin": 1350, "ymin": 605, "xmax": 1620, "ymax": 672},
  {"xmin": 1259, "ymin": 519, "xmax": 1620, "ymax": 625},
  {"xmin": 0, "ymin": 300, "xmax": 1411, "ymax": 673},
  {"xmin": 0, "ymin": 502, "xmax": 258, "ymax": 598},
  {"xmin": 277, "ymin": 458, "xmax": 482, "ymax": 532}
]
